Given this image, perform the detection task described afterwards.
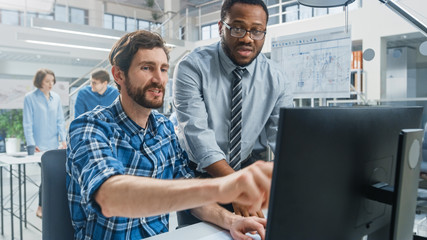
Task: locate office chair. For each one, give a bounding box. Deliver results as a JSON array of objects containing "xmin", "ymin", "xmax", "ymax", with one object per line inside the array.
[{"xmin": 41, "ymin": 149, "xmax": 74, "ymax": 240}]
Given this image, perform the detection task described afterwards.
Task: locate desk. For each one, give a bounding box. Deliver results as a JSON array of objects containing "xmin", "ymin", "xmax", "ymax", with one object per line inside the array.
[
  {"xmin": 146, "ymin": 221, "xmax": 262, "ymax": 240},
  {"xmin": 0, "ymin": 152, "xmax": 42, "ymax": 240},
  {"xmin": 146, "ymin": 221, "xmax": 233, "ymax": 240},
  {"xmin": 146, "ymin": 209, "xmax": 264, "ymax": 240}
]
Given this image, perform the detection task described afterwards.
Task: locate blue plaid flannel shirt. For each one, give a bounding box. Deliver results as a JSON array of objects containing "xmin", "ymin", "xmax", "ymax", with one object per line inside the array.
[{"xmin": 66, "ymin": 98, "xmax": 194, "ymax": 239}]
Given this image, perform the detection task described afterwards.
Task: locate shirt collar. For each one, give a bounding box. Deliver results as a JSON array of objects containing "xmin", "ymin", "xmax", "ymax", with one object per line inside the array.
[
  {"xmin": 217, "ymin": 41, "xmax": 257, "ymax": 77},
  {"xmin": 112, "ymin": 98, "xmax": 158, "ymax": 137},
  {"xmin": 35, "ymin": 88, "xmax": 52, "ymax": 100}
]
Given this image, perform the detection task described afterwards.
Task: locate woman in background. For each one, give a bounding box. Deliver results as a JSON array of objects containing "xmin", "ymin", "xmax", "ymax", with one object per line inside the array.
[{"xmin": 23, "ymin": 68, "xmax": 66, "ymax": 218}]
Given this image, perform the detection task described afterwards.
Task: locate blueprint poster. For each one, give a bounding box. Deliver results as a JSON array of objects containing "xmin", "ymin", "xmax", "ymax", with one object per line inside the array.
[{"xmin": 271, "ymin": 27, "xmax": 352, "ymax": 98}]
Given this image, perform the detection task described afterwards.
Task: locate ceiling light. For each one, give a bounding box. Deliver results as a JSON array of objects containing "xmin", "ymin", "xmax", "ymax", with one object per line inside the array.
[
  {"xmin": 38, "ymin": 27, "xmax": 120, "ymax": 40},
  {"xmin": 32, "ymin": 18, "xmax": 125, "ymax": 40},
  {"xmin": 25, "ymin": 40, "xmax": 111, "ymax": 52}
]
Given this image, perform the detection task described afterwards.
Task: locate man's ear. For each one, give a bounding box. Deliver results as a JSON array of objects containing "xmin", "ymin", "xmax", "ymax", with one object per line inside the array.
[
  {"xmin": 111, "ymin": 65, "xmax": 124, "ymax": 87},
  {"xmin": 218, "ymin": 20, "xmax": 223, "ymax": 36}
]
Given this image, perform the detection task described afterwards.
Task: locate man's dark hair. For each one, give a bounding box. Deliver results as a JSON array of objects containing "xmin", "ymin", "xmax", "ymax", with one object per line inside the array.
[
  {"xmin": 33, "ymin": 68, "xmax": 56, "ymax": 89},
  {"xmin": 220, "ymin": 0, "xmax": 269, "ymax": 23},
  {"xmin": 91, "ymin": 69, "xmax": 110, "ymax": 83},
  {"xmin": 109, "ymin": 30, "xmax": 169, "ymax": 91}
]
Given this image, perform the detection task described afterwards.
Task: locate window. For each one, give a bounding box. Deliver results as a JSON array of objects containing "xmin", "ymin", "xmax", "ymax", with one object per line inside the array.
[
  {"xmin": 1, "ymin": 10, "xmax": 20, "ymax": 25},
  {"xmin": 104, "ymin": 13, "xmax": 155, "ymax": 32},
  {"xmin": 113, "ymin": 15, "xmax": 125, "ymax": 31},
  {"xmin": 138, "ymin": 19, "xmax": 150, "ymax": 30},
  {"xmin": 55, "ymin": 5, "xmax": 67, "ymax": 22},
  {"xmin": 54, "ymin": 5, "xmax": 87, "ymax": 25},
  {"xmin": 283, "ymin": 4, "xmax": 299, "ymax": 23},
  {"xmin": 127, "ymin": 18, "xmax": 137, "ymax": 32},
  {"xmin": 268, "ymin": 15, "xmax": 279, "ymax": 25},
  {"xmin": 70, "ymin": 7, "xmax": 87, "ymax": 25},
  {"xmin": 269, "ymin": 6, "xmax": 280, "ymax": 15},
  {"xmin": 202, "ymin": 25, "xmax": 211, "ymax": 40},
  {"xmin": 150, "ymin": 22, "xmax": 162, "ymax": 31},
  {"xmin": 265, "ymin": 0, "xmax": 280, "ymax": 6},
  {"xmin": 21, "ymin": 12, "xmax": 37, "ymax": 27},
  {"xmin": 314, "ymin": 8, "xmax": 328, "ymax": 17},
  {"xmin": 299, "ymin": 5, "xmax": 312, "ymax": 20},
  {"xmin": 104, "ymin": 13, "xmax": 113, "ymax": 29},
  {"xmin": 259, "ymin": 0, "xmax": 362, "ymax": 26},
  {"xmin": 179, "ymin": 26, "xmax": 185, "ymax": 40},
  {"xmin": 201, "ymin": 22, "xmax": 219, "ymax": 40},
  {"xmin": 211, "ymin": 24, "xmax": 219, "ymax": 38}
]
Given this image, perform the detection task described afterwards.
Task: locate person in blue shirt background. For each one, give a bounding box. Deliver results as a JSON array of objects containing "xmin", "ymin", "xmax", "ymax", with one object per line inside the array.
[
  {"xmin": 23, "ymin": 68, "xmax": 66, "ymax": 218},
  {"xmin": 74, "ymin": 68, "xmax": 119, "ymax": 118}
]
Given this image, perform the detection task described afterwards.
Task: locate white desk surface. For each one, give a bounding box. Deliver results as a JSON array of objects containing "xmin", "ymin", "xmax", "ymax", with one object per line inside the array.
[
  {"xmin": 147, "ymin": 210, "xmax": 265, "ymax": 240},
  {"xmin": 0, "ymin": 152, "xmax": 43, "ymax": 165},
  {"xmin": 146, "ymin": 221, "xmax": 234, "ymax": 240}
]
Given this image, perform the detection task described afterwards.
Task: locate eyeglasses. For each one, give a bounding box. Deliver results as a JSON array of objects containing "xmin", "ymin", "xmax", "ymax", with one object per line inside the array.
[{"xmin": 222, "ymin": 21, "xmax": 266, "ymax": 40}]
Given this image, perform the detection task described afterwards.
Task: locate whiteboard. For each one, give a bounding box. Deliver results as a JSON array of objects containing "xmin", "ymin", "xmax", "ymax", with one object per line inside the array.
[{"xmin": 271, "ymin": 26, "xmax": 352, "ymax": 98}]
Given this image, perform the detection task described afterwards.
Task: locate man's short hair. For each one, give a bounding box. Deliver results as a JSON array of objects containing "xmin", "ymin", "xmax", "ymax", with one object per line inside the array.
[
  {"xmin": 33, "ymin": 68, "xmax": 56, "ymax": 89},
  {"xmin": 109, "ymin": 30, "xmax": 169, "ymax": 91},
  {"xmin": 91, "ymin": 69, "xmax": 110, "ymax": 83},
  {"xmin": 220, "ymin": 0, "xmax": 269, "ymax": 23}
]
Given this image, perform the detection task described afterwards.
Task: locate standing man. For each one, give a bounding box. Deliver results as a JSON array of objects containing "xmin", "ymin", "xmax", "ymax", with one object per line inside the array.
[
  {"xmin": 173, "ymin": 0, "xmax": 293, "ymax": 223},
  {"xmin": 67, "ymin": 30, "xmax": 272, "ymax": 240},
  {"xmin": 74, "ymin": 68, "xmax": 119, "ymax": 118}
]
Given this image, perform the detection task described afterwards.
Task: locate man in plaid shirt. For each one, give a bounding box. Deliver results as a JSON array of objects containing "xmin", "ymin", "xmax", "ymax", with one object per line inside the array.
[{"xmin": 66, "ymin": 30, "xmax": 273, "ymax": 240}]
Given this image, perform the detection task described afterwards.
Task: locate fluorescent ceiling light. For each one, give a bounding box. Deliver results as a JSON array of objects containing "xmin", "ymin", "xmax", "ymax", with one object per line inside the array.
[
  {"xmin": 38, "ymin": 27, "xmax": 121, "ymax": 40},
  {"xmin": 32, "ymin": 19, "xmax": 179, "ymax": 47},
  {"xmin": 25, "ymin": 40, "xmax": 111, "ymax": 52},
  {"xmin": 32, "ymin": 18, "xmax": 125, "ymax": 40}
]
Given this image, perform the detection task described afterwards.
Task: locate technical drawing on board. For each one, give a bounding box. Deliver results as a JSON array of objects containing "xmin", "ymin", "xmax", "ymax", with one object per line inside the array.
[{"xmin": 271, "ymin": 26, "xmax": 352, "ymax": 98}]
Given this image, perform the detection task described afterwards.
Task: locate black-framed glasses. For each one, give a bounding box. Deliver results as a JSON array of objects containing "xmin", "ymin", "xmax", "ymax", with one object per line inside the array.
[{"xmin": 222, "ymin": 21, "xmax": 266, "ymax": 40}]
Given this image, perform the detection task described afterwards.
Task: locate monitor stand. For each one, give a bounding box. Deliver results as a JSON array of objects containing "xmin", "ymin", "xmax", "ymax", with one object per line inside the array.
[{"xmin": 366, "ymin": 129, "xmax": 423, "ymax": 240}]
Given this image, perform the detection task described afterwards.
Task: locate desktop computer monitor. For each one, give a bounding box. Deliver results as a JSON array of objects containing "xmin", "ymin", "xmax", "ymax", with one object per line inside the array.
[{"xmin": 266, "ymin": 106, "xmax": 423, "ymax": 240}]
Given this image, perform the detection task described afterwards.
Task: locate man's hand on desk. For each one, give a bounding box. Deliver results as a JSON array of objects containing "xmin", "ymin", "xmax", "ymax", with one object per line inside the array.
[
  {"xmin": 232, "ymin": 202, "xmax": 265, "ymax": 218},
  {"xmin": 230, "ymin": 216, "xmax": 266, "ymax": 240}
]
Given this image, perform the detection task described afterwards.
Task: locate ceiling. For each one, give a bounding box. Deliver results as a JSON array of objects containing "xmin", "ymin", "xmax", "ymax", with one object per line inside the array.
[
  {"xmin": 0, "ymin": 0, "xmax": 425, "ymax": 76},
  {"xmin": 386, "ymin": 32, "xmax": 426, "ymax": 49}
]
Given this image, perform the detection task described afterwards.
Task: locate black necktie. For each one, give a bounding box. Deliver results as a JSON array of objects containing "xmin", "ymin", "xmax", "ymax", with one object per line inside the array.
[{"xmin": 229, "ymin": 68, "xmax": 245, "ymax": 170}]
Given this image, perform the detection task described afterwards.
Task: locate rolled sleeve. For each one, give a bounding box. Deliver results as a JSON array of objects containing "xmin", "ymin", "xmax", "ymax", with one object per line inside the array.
[
  {"xmin": 173, "ymin": 57, "xmax": 226, "ymax": 171},
  {"xmin": 67, "ymin": 117, "xmax": 125, "ymax": 216}
]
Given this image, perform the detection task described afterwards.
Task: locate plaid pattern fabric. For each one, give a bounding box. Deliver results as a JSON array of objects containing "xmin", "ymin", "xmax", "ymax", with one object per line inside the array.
[{"xmin": 66, "ymin": 98, "xmax": 194, "ymax": 239}]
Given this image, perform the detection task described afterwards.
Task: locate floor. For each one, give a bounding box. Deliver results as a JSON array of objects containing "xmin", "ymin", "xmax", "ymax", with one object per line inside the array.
[{"xmin": 0, "ymin": 162, "xmax": 178, "ymax": 240}]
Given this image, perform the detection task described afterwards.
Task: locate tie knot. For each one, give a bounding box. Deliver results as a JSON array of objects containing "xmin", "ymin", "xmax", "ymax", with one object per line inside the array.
[{"xmin": 233, "ymin": 68, "xmax": 245, "ymax": 79}]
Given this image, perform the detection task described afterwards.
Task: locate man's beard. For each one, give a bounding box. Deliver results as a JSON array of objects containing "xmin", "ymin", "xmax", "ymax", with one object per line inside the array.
[
  {"xmin": 125, "ymin": 76, "xmax": 165, "ymax": 109},
  {"xmin": 221, "ymin": 37, "xmax": 262, "ymax": 67}
]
